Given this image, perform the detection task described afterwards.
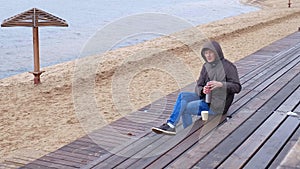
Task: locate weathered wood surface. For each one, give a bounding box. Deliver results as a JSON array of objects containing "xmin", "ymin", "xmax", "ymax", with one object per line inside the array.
[{"xmin": 17, "ymin": 31, "xmax": 300, "ymax": 169}]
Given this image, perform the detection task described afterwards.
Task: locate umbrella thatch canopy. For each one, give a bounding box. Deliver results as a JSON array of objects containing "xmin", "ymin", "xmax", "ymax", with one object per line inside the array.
[{"xmin": 1, "ymin": 8, "xmax": 68, "ymax": 84}]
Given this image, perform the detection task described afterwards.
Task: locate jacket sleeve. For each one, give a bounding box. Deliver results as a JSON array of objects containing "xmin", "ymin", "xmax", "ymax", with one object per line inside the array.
[
  {"xmin": 222, "ymin": 63, "xmax": 242, "ymax": 94},
  {"xmin": 195, "ymin": 66, "xmax": 207, "ymax": 97}
]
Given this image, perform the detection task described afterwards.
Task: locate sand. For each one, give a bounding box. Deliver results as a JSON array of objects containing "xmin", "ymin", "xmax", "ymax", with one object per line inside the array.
[{"xmin": 1, "ymin": 0, "xmax": 300, "ymax": 167}]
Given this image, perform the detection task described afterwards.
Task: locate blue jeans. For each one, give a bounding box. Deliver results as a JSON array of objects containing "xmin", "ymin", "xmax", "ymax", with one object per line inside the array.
[{"xmin": 167, "ymin": 92, "xmax": 214, "ymax": 128}]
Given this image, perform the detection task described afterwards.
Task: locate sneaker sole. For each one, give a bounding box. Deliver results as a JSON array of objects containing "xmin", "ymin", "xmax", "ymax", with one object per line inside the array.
[{"xmin": 151, "ymin": 127, "xmax": 176, "ymax": 135}]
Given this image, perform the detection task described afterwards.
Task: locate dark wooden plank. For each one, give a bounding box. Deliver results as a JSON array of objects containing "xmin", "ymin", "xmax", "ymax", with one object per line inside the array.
[
  {"xmin": 44, "ymin": 152, "xmax": 90, "ymax": 165},
  {"xmin": 88, "ymin": 131, "xmax": 132, "ymax": 143},
  {"xmin": 238, "ymin": 43, "xmax": 300, "ymax": 84},
  {"xmin": 276, "ymin": 90, "xmax": 300, "ymax": 113},
  {"xmin": 293, "ymin": 100, "xmax": 300, "ymax": 114},
  {"xmin": 87, "ymin": 105, "xmax": 220, "ymax": 168},
  {"xmin": 57, "ymin": 146, "xmax": 103, "ymax": 158},
  {"xmin": 46, "ymin": 150, "xmax": 97, "ymax": 161},
  {"xmin": 81, "ymin": 109, "xmax": 177, "ymax": 169},
  {"xmin": 243, "ymin": 117, "xmax": 300, "ymax": 169},
  {"xmin": 167, "ymin": 110, "xmax": 254, "ymax": 168},
  {"xmin": 269, "ymin": 126, "xmax": 300, "ymax": 168},
  {"xmin": 76, "ymin": 135, "xmax": 118, "ymax": 148},
  {"xmin": 37, "ymin": 156, "xmax": 85, "ymax": 168},
  {"xmin": 219, "ymin": 87, "xmax": 300, "ymax": 168},
  {"xmin": 218, "ymin": 112, "xmax": 286, "ymax": 168},
  {"xmin": 59, "ymin": 143, "xmax": 106, "ymax": 157},
  {"xmin": 113, "ymin": 116, "xmax": 224, "ymax": 169},
  {"xmin": 25, "ymin": 159, "xmax": 78, "ymax": 169},
  {"xmin": 135, "ymin": 116, "xmax": 227, "ymax": 169},
  {"xmin": 20, "ymin": 163, "xmax": 56, "ymax": 169},
  {"xmin": 93, "ymin": 116, "xmax": 220, "ymax": 169},
  {"xmin": 83, "ymin": 133, "xmax": 164, "ymax": 169},
  {"xmin": 229, "ymin": 50, "xmax": 300, "ymax": 115},
  {"xmin": 193, "ymin": 72, "xmax": 300, "ymax": 169},
  {"xmin": 242, "ymin": 49, "xmax": 300, "ymax": 90},
  {"xmin": 80, "ymin": 95, "xmax": 183, "ymax": 168}
]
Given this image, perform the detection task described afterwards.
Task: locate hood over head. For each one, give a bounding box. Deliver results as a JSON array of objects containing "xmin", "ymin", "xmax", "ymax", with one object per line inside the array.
[{"xmin": 201, "ymin": 40, "xmax": 224, "ymax": 64}]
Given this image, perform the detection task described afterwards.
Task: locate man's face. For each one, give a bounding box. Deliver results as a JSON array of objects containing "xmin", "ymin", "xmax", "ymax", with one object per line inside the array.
[{"xmin": 204, "ymin": 49, "xmax": 216, "ymax": 63}]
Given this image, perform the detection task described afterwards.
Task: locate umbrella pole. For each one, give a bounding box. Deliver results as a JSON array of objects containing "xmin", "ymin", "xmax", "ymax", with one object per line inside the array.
[{"xmin": 31, "ymin": 26, "xmax": 43, "ymax": 84}]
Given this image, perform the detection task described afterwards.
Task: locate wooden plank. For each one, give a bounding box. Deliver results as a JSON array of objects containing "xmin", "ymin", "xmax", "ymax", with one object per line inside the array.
[
  {"xmin": 218, "ymin": 112, "xmax": 286, "ymax": 168},
  {"xmin": 58, "ymin": 146, "xmax": 103, "ymax": 158},
  {"xmin": 243, "ymin": 117, "xmax": 300, "ymax": 169},
  {"xmin": 89, "ymin": 131, "xmax": 132, "ymax": 143},
  {"xmin": 230, "ymin": 58, "xmax": 300, "ymax": 116},
  {"xmin": 230, "ymin": 49, "xmax": 300, "ymax": 113},
  {"xmin": 37, "ymin": 156, "xmax": 85, "ymax": 168},
  {"xmin": 113, "ymin": 116, "xmax": 223, "ymax": 168},
  {"xmin": 276, "ymin": 89, "xmax": 300, "ymax": 112},
  {"xmin": 25, "ymin": 159, "xmax": 78, "ymax": 169},
  {"xmin": 25, "ymin": 138, "xmax": 105, "ymax": 168},
  {"xmin": 135, "ymin": 116, "xmax": 227, "ymax": 169},
  {"xmin": 46, "ymin": 150, "xmax": 97, "ymax": 161},
  {"xmin": 119, "ymin": 58, "xmax": 300, "ymax": 169},
  {"xmin": 92, "ymin": 116, "xmax": 218, "ymax": 169},
  {"xmin": 80, "ymin": 97, "xmax": 181, "ymax": 168},
  {"xmin": 44, "ymin": 153, "xmax": 90, "ymax": 165},
  {"xmin": 193, "ymin": 72, "xmax": 300, "ymax": 169},
  {"xmin": 59, "ymin": 143, "xmax": 106, "ymax": 157},
  {"xmin": 219, "ymin": 87, "xmax": 300, "ymax": 168},
  {"xmin": 87, "ymin": 102, "xmax": 218, "ymax": 168},
  {"xmin": 268, "ymin": 126, "xmax": 300, "ymax": 168},
  {"xmin": 239, "ymin": 43, "xmax": 300, "ymax": 84},
  {"xmin": 242, "ymin": 50, "xmax": 300, "ymax": 90},
  {"xmin": 293, "ymin": 100, "xmax": 300, "ymax": 114},
  {"xmin": 83, "ymin": 133, "xmax": 164, "ymax": 168},
  {"xmin": 169, "ymin": 67, "xmax": 300, "ymax": 169},
  {"xmin": 19, "ymin": 163, "xmax": 56, "ymax": 169}
]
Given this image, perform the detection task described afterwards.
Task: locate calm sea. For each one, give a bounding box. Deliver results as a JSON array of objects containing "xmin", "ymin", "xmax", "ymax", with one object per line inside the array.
[{"xmin": 0, "ymin": 0, "xmax": 257, "ymax": 79}]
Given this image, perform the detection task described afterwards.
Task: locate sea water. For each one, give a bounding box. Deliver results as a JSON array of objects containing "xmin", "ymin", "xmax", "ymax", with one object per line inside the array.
[{"xmin": 0, "ymin": 0, "xmax": 257, "ymax": 79}]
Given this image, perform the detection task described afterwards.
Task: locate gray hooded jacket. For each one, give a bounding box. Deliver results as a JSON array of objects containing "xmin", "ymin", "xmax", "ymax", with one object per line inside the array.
[{"xmin": 195, "ymin": 41, "xmax": 241, "ymax": 115}]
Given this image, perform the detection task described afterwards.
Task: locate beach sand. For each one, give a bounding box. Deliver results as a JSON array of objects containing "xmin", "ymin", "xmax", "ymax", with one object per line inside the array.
[{"xmin": 1, "ymin": 0, "xmax": 300, "ymax": 167}]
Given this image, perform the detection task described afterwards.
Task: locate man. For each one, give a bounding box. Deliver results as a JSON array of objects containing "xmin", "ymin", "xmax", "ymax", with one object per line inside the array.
[{"xmin": 152, "ymin": 40, "xmax": 241, "ymax": 135}]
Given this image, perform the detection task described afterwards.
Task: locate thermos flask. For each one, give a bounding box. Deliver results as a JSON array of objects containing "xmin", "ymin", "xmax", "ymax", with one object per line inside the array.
[
  {"xmin": 205, "ymin": 92, "xmax": 211, "ymax": 104},
  {"xmin": 205, "ymin": 82, "xmax": 212, "ymax": 104}
]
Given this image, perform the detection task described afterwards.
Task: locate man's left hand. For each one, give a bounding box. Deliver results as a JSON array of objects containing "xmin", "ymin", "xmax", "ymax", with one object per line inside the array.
[{"xmin": 207, "ymin": 81, "xmax": 223, "ymax": 90}]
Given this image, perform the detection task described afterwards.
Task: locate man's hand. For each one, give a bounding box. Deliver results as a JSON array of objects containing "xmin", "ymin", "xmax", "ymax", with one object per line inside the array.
[
  {"xmin": 207, "ymin": 81, "xmax": 223, "ymax": 91},
  {"xmin": 203, "ymin": 85, "xmax": 211, "ymax": 94}
]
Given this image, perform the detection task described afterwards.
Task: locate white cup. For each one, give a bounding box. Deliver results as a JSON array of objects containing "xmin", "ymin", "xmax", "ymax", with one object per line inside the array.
[{"xmin": 201, "ymin": 111, "xmax": 209, "ymax": 121}]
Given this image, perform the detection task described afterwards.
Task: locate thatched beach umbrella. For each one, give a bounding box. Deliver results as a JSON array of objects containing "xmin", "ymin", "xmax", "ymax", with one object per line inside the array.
[{"xmin": 1, "ymin": 8, "xmax": 68, "ymax": 84}]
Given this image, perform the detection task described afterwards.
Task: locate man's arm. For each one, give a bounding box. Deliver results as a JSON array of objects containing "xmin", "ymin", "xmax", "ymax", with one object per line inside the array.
[
  {"xmin": 195, "ymin": 66, "xmax": 207, "ymax": 97},
  {"xmin": 222, "ymin": 63, "xmax": 242, "ymax": 94}
]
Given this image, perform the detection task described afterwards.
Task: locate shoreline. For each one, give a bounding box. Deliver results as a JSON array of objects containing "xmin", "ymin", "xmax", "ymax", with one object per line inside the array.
[
  {"xmin": 1, "ymin": 0, "xmax": 300, "ymax": 167},
  {"xmin": 0, "ymin": 0, "xmax": 258, "ymax": 80}
]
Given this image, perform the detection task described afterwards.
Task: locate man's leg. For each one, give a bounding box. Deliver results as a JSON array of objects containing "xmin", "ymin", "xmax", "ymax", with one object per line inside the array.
[
  {"xmin": 152, "ymin": 92, "xmax": 200, "ymax": 135},
  {"xmin": 182, "ymin": 100, "xmax": 210, "ymax": 128},
  {"xmin": 167, "ymin": 92, "xmax": 201, "ymax": 126}
]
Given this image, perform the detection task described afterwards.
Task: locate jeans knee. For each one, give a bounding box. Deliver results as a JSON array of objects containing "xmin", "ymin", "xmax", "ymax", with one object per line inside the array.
[
  {"xmin": 179, "ymin": 91, "xmax": 189, "ymax": 96},
  {"xmin": 179, "ymin": 91, "xmax": 195, "ymax": 99}
]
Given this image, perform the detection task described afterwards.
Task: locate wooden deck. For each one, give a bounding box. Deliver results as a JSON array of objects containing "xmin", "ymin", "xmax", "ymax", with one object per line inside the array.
[{"xmin": 17, "ymin": 31, "xmax": 300, "ymax": 169}]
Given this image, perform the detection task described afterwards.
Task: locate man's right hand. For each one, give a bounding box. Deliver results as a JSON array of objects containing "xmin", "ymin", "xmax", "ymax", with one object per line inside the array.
[{"xmin": 203, "ymin": 85, "xmax": 211, "ymax": 94}]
